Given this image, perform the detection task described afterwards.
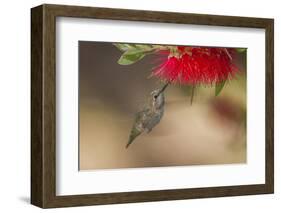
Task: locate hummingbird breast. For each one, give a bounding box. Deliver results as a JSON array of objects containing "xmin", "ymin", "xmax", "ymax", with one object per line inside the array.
[{"xmin": 144, "ymin": 107, "xmax": 164, "ymax": 133}]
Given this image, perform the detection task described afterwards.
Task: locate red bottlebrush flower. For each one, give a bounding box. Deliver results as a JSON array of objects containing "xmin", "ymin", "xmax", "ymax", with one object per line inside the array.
[{"xmin": 152, "ymin": 46, "xmax": 238, "ymax": 85}]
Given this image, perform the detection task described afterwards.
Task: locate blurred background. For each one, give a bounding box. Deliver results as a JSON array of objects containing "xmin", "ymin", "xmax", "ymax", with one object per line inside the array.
[{"xmin": 79, "ymin": 41, "xmax": 246, "ymax": 170}]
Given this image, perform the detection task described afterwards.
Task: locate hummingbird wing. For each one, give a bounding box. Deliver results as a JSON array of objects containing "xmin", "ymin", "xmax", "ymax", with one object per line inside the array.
[{"xmin": 126, "ymin": 109, "xmax": 149, "ymax": 148}]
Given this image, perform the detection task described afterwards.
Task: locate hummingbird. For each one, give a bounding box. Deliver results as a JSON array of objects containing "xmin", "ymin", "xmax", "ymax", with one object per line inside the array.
[{"xmin": 126, "ymin": 83, "xmax": 169, "ymax": 148}]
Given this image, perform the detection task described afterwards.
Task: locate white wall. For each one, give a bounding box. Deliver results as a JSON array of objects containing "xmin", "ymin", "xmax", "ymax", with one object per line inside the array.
[{"xmin": 0, "ymin": 0, "xmax": 279, "ymax": 212}]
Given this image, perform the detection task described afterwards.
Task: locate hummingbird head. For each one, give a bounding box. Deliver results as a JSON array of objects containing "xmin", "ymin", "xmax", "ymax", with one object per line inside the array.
[
  {"xmin": 150, "ymin": 83, "xmax": 169, "ymax": 109},
  {"xmin": 150, "ymin": 89, "xmax": 165, "ymax": 109}
]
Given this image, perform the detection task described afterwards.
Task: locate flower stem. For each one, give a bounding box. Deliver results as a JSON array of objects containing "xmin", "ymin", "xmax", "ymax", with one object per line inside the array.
[{"xmin": 190, "ymin": 85, "xmax": 195, "ymax": 105}]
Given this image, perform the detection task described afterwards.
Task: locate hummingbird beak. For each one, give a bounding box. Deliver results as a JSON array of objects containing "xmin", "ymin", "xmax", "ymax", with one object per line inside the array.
[{"xmin": 156, "ymin": 82, "xmax": 169, "ymax": 96}]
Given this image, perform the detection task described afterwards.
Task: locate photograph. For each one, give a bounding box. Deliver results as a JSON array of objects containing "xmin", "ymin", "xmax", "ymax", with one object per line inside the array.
[{"xmin": 79, "ymin": 42, "xmax": 247, "ymax": 170}]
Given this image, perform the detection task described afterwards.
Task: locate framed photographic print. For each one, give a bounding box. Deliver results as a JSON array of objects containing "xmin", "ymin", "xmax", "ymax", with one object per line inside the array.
[{"xmin": 31, "ymin": 4, "xmax": 274, "ymax": 208}]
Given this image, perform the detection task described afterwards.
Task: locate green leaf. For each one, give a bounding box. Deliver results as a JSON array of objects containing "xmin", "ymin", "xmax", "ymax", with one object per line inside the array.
[
  {"xmin": 215, "ymin": 80, "xmax": 226, "ymax": 96},
  {"xmin": 236, "ymin": 48, "xmax": 247, "ymax": 53},
  {"xmin": 135, "ymin": 44, "xmax": 153, "ymax": 50},
  {"xmin": 118, "ymin": 49, "xmax": 146, "ymax": 65},
  {"xmin": 113, "ymin": 43, "xmax": 136, "ymax": 52}
]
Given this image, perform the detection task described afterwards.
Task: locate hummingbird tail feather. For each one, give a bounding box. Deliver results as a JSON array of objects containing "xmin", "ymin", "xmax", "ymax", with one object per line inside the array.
[{"xmin": 126, "ymin": 131, "xmax": 141, "ymax": 149}]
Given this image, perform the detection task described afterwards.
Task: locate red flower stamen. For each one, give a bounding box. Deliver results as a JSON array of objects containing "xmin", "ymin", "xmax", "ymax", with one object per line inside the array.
[{"xmin": 153, "ymin": 46, "xmax": 238, "ymax": 85}]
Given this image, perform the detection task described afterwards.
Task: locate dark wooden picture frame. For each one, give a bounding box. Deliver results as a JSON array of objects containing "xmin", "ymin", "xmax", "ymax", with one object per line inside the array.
[{"xmin": 31, "ymin": 4, "xmax": 274, "ymax": 208}]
